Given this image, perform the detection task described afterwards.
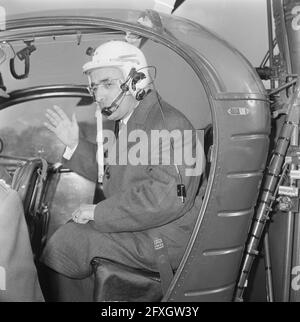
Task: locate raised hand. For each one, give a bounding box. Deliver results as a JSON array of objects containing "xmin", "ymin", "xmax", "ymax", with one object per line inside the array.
[{"xmin": 44, "ymin": 105, "xmax": 79, "ymax": 149}]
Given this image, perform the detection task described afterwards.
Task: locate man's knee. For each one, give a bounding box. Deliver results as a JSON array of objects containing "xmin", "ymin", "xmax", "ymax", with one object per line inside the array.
[{"xmin": 38, "ymin": 262, "xmax": 94, "ymax": 302}]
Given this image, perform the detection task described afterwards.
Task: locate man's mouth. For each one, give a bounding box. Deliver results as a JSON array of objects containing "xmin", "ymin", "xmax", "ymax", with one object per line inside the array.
[{"xmin": 99, "ymin": 102, "xmax": 119, "ymax": 117}]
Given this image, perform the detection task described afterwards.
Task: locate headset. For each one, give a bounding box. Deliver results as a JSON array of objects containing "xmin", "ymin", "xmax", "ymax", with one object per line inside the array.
[{"xmin": 97, "ymin": 67, "xmax": 151, "ymax": 117}]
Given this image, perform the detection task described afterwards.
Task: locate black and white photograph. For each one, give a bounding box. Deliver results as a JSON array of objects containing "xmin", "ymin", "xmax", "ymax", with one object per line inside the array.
[{"xmin": 0, "ymin": 0, "xmax": 299, "ymax": 308}]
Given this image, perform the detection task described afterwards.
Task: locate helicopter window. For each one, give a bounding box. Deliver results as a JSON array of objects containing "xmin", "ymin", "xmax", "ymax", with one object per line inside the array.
[
  {"xmin": 141, "ymin": 40, "xmax": 212, "ymax": 130},
  {"xmin": 0, "ymin": 97, "xmax": 99, "ymax": 163},
  {"xmin": 0, "ymin": 97, "xmax": 98, "ymax": 237}
]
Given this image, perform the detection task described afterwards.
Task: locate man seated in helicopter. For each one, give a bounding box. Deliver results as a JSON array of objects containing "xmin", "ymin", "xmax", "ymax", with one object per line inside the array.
[{"xmin": 41, "ymin": 40, "xmax": 205, "ymax": 301}]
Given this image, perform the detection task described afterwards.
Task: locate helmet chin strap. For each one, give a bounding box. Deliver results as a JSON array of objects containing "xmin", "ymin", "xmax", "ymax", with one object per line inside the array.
[
  {"xmin": 94, "ymin": 84, "xmax": 130, "ymax": 183},
  {"xmin": 95, "ymin": 102, "xmax": 104, "ymax": 183}
]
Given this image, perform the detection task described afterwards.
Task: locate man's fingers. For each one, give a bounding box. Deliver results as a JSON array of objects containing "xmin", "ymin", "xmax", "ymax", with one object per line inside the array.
[
  {"xmin": 71, "ymin": 208, "xmax": 81, "ymax": 221},
  {"xmin": 53, "ymin": 105, "xmax": 69, "ymax": 121},
  {"xmin": 44, "ymin": 122, "xmax": 56, "ymax": 133},
  {"xmin": 73, "ymin": 214, "xmax": 89, "ymax": 224},
  {"xmin": 72, "ymin": 208, "xmax": 79, "ymax": 217},
  {"xmin": 77, "ymin": 220, "xmax": 86, "ymax": 224},
  {"xmin": 77, "ymin": 218, "xmax": 89, "ymax": 224},
  {"xmin": 45, "ymin": 112, "xmax": 58, "ymax": 126},
  {"xmin": 46, "ymin": 108, "xmax": 63, "ymax": 124}
]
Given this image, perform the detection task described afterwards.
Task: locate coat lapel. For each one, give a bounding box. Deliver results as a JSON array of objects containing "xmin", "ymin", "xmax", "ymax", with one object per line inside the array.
[{"xmin": 103, "ymin": 91, "xmax": 161, "ymax": 194}]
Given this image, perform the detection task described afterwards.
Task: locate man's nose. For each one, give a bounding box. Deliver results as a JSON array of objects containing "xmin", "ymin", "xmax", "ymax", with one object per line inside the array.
[{"xmin": 95, "ymin": 89, "xmax": 105, "ymax": 103}]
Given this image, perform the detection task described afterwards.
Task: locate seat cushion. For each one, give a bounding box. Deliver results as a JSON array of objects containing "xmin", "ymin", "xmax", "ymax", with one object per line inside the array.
[
  {"xmin": 91, "ymin": 257, "xmax": 163, "ymax": 302},
  {"xmin": 12, "ymin": 158, "xmax": 49, "ymax": 258}
]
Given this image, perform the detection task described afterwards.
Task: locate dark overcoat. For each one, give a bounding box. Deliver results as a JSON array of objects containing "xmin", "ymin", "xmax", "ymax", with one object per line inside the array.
[{"xmin": 41, "ymin": 91, "xmax": 204, "ymax": 279}]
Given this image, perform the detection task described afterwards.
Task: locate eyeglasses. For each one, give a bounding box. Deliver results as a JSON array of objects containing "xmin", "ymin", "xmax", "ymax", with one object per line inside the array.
[{"xmin": 87, "ymin": 78, "xmax": 122, "ymax": 97}]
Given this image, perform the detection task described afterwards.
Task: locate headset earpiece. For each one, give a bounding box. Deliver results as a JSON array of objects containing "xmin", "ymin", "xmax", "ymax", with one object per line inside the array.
[
  {"xmin": 119, "ymin": 67, "xmax": 148, "ymax": 101},
  {"xmin": 127, "ymin": 68, "xmax": 147, "ymax": 98},
  {"xmin": 131, "ymin": 71, "xmax": 146, "ymax": 91}
]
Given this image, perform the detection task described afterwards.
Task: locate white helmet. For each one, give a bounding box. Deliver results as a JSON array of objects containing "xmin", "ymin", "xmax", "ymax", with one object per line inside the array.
[{"xmin": 83, "ymin": 41, "xmax": 151, "ymax": 99}]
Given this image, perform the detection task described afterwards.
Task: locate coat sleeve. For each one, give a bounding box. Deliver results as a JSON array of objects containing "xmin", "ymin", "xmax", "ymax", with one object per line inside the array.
[{"xmin": 63, "ymin": 138, "xmax": 98, "ymax": 182}]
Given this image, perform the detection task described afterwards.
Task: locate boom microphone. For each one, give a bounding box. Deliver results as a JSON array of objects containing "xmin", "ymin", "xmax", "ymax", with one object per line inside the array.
[
  {"xmin": 101, "ymin": 83, "xmax": 129, "ymax": 116},
  {"xmin": 98, "ymin": 67, "xmax": 146, "ymax": 116}
]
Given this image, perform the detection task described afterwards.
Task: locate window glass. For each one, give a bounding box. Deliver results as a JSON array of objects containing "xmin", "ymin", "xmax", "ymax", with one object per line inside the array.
[{"xmin": 0, "ymin": 97, "xmax": 97, "ymax": 163}]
